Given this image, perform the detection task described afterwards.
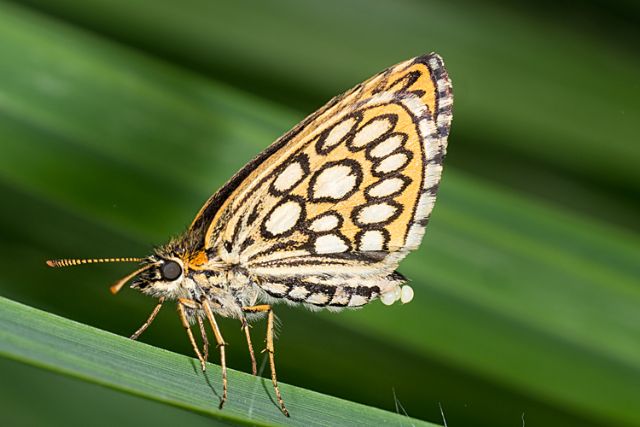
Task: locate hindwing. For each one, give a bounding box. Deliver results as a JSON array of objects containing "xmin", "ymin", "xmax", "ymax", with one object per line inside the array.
[{"xmin": 188, "ymin": 53, "xmax": 453, "ymax": 308}]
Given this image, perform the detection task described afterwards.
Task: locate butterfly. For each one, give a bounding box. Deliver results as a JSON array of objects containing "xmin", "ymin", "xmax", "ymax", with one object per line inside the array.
[{"xmin": 47, "ymin": 52, "xmax": 453, "ymax": 416}]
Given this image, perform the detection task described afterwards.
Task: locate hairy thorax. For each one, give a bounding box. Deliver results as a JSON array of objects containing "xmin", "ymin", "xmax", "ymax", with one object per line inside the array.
[{"xmin": 190, "ymin": 262, "xmax": 262, "ymax": 320}]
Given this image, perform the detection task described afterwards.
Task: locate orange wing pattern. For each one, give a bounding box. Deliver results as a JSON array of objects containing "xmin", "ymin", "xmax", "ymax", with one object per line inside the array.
[{"xmin": 189, "ymin": 53, "xmax": 453, "ymax": 308}]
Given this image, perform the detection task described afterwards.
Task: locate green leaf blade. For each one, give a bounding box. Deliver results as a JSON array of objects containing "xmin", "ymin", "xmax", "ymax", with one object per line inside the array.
[{"xmin": 0, "ymin": 296, "xmax": 438, "ymax": 427}]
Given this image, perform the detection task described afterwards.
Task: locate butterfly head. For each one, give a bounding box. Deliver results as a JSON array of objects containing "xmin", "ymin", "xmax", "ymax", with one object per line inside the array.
[
  {"xmin": 128, "ymin": 254, "xmax": 188, "ymax": 298},
  {"xmin": 45, "ymin": 248, "xmax": 192, "ymax": 299}
]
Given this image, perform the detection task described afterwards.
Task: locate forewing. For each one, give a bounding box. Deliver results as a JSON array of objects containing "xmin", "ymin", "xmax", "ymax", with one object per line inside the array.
[{"xmin": 191, "ymin": 53, "xmax": 453, "ymax": 308}]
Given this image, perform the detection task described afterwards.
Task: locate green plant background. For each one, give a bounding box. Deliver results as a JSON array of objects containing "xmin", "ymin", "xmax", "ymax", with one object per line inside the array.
[{"xmin": 0, "ymin": 1, "xmax": 638, "ymax": 426}]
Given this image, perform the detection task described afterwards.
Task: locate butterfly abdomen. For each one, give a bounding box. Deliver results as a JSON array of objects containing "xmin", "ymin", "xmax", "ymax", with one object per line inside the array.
[{"xmin": 256, "ymin": 269, "xmax": 407, "ymax": 309}]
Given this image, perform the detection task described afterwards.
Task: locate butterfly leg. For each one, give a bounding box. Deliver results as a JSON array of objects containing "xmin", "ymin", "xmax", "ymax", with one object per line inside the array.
[
  {"xmin": 130, "ymin": 297, "xmax": 165, "ymax": 340},
  {"xmin": 242, "ymin": 304, "xmax": 289, "ymax": 417},
  {"xmin": 197, "ymin": 315, "xmax": 210, "ymax": 365},
  {"xmin": 242, "ymin": 318, "xmax": 258, "ymax": 375},
  {"xmin": 201, "ymin": 298, "xmax": 228, "ymax": 409},
  {"xmin": 177, "ymin": 300, "xmax": 207, "ymax": 372}
]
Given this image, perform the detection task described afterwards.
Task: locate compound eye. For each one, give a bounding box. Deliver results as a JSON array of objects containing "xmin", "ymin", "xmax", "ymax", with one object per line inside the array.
[{"xmin": 161, "ymin": 260, "xmax": 182, "ymax": 281}]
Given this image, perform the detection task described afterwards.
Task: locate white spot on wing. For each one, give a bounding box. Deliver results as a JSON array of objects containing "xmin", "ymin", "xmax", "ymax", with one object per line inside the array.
[
  {"xmin": 314, "ymin": 234, "xmax": 349, "ymax": 254},
  {"xmin": 369, "ymin": 134, "xmax": 404, "ymax": 158},
  {"xmin": 357, "ymin": 203, "xmax": 397, "ymax": 224},
  {"xmin": 321, "ymin": 117, "xmax": 357, "ymax": 151},
  {"xmin": 424, "ymin": 163, "xmax": 442, "ymax": 189},
  {"xmin": 400, "ymin": 95, "xmax": 426, "ymax": 116},
  {"xmin": 330, "ymin": 289, "xmax": 350, "ymax": 306},
  {"xmin": 436, "ymin": 75, "xmax": 448, "ymax": 93},
  {"xmin": 368, "ymin": 177, "xmax": 405, "ymax": 198},
  {"xmin": 312, "ymin": 164, "xmax": 358, "ymax": 200},
  {"xmin": 351, "ymin": 117, "xmax": 393, "ymax": 148},
  {"xmin": 264, "ymin": 200, "xmax": 302, "ymax": 235},
  {"xmin": 406, "ymin": 223, "xmax": 426, "ymax": 249},
  {"xmin": 348, "ymin": 294, "xmax": 368, "ymax": 307},
  {"xmin": 425, "ymin": 135, "xmax": 440, "ymax": 159},
  {"xmin": 359, "ymin": 230, "xmax": 385, "ymax": 251},
  {"xmin": 375, "ymin": 152, "xmax": 409, "ymax": 174},
  {"xmin": 309, "ymin": 214, "xmax": 340, "ymax": 232},
  {"xmin": 288, "ymin": 286, "xmax": 309, "ymax": 300},
  {"xmin": 419, "ymin": 193, "xmax": 436, "ymax": 215},
  {"xmin": 306, "ymin": 293, "xmax": 330, "ymax": 305},
  {"xmin": 419, "ymin": 117, "xmax": 438, "ymax": 141},
  {"xmin": 439, "ymin": 97, "xmax": 453, "ymax": 108},
  {"xmin": 273, "ymin": 162, "xmax": 304, "ymax": 192},
  {"xmin": 262, "ymin": 282, "xmax": 289, "ymax": 296}
]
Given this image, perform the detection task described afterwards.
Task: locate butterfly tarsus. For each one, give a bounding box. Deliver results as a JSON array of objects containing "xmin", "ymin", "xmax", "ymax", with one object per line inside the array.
[
  {"xmin": 177, "ymin": 301, "xmax": 207, "ymax": 372},
  {"xmin": 197, "ymin": 315, "xmax": 210, "ymax": 365},
  {"xmin": 242, "ymin": 319, "xmax": 258, "ymax": 375},
  {"xmin": 201, "ymin": 299, "xmax": 228, "ymax": 409},
  {"xmin": 177, "ymin": 298, "xmax": 227, "ymax": 408},
  {"xmin": 130, "ymin": 297, "xmax": 165, "ymax": 340},
  {"xmin": 242, "ymin": 304, "xmax": 290, "ymax": 417}
]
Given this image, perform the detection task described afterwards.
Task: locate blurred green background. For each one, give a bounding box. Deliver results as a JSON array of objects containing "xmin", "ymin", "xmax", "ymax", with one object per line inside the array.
[{"xmin": 0, "ymin": 1, "xmax": 638, "ymax": 426}]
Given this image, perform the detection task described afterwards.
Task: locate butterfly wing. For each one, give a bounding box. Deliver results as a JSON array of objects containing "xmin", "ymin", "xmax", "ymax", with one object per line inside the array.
[{"xmin": 190, "ymin": 53, "xmax": 452, "ymax": 308}]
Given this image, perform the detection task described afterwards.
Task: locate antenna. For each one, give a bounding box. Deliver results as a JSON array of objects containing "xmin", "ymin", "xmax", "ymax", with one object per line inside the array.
[
  {"xmin": 46, "ymin": 256, "xmax": 153, "ymax": 295},
  {"xmin": 46, "ymin": 257, "xmax": 143, "ymax": 267}
]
